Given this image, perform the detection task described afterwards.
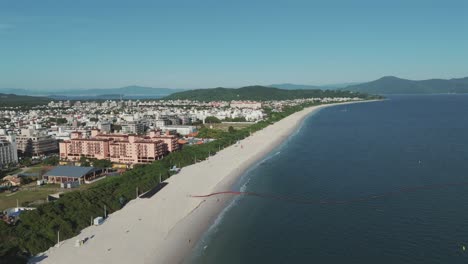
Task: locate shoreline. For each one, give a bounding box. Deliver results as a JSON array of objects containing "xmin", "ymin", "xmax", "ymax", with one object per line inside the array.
[{"xmin": 32, "ymin": 100, "xmax": 377, "ymax": 264}]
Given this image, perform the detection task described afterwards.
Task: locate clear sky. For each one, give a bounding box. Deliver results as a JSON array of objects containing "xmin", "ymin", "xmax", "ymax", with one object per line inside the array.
[{"xmin": 1, "ymin": 0, "xmax": 467, "ymax": 90}]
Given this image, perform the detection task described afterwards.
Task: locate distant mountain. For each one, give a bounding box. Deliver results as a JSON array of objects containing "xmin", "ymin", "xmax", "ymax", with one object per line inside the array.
[
  {"xmin": 164, "ymin": 85, "xmax": 372, "ymax": 101},
  {"xmin": 0, "ymin": 88, "xmax": 32, "ymax": 95},
  {"xmin": 0, "ymin": 93, "xmax": 50, "ymax": 107},
  {"xmin": 320, "ymin": 82, "xmax": 363, "ymax": 89},
  {"xmin": 0, "ymin": 86, "xmax": 185, "ymax": 98},
  {"xmin": 54, "ymin": 86, "xmax": 185, "ymax": 96},
  {"xmin": 269, "ymin": 83, "xmax": 322, "ymax": 90},
  {"xmin": 343, "ymin": 76, "xmax": 468, "ymax": 94},
  {"xmin": 269, "ymin": 82, "xmax": 362, "ymax": 90}
]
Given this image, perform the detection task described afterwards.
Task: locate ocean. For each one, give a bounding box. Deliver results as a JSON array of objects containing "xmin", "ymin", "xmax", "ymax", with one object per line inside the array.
[{"xmin": 187, "ymin": 95, "xmax": 468, "ymax": 263}]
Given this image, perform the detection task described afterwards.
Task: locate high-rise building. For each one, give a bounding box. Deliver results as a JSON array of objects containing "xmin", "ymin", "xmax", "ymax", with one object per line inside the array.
[{"xmin": 0, "ymin": 134, "xmax": 18, "ymax": 167}]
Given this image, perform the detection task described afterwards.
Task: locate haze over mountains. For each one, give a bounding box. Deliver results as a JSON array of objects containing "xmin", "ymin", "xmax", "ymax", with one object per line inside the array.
[
  {"xmin": 1, "ymin": 76, "xmax": 468, "ymax": 99},
  {"xmin": 269, "ymin": 82, "xmax": 361, "ymax": 90},
  {"xmin": 270, "ymin": 76, "xmax": 468, "ymax": 94},
  {"xmin": 342, "ymin": 76, "xmax": 468, "ymax": 94},
  {"xmin": 0, "ymin": 86, "xmax": 184, "ymax": 99}
]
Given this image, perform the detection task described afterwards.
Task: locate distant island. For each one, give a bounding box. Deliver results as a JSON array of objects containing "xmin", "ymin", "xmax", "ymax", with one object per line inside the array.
[
  {"xmin": 0, "ymin": 86, "xmax": 185, "ymax": 99},
  {"xmin": 163, "ymin": 85, "xmax": 374, "ymax": 101}
]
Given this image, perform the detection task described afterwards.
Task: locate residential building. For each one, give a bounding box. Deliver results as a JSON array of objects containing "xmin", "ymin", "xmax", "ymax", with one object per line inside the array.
[
  {"xmin": 98, "ymin": 122, "xmax": 112, "ymax": 133},
  {"xmin": 160, "ymin": 125, "xmax": 197, "ymax": 136},
  {"xmin": 149, "ymin": 130, "xmax": 179, "ymax": 152},
  {"xmin": 0, "ymin": 134, "xmax": 18, "ymax": 166},
  {"xmin": 230, "ymin": 100, "xmax": 262, "ymax": 109},
  {"xmin": 155, "ymin": 119, "xmax": 170, "ymax": 129},
  {"xmin": 16, "ymin": 128, "xmax": 58, "ymax": 156},
  {"xmin": 121, "ymin": 121, "xmax": 145, "ymax": 134},
  {"xmin": 59, "ymin": 130, "xmax": 177, "ymax": 165}
]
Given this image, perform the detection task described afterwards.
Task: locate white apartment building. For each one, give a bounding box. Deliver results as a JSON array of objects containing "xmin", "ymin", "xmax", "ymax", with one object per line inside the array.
[{"xmin": 0, "ymin": 134, "xmax": 18, "ymax": 166}]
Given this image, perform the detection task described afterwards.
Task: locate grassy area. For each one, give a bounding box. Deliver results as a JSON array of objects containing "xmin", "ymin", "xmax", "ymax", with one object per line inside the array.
[
  {"xmin": 0, "ymin": 188, "xmax": 57, "ymax": 211},
  {"xmin": 0, "ymin": 168, "xmax": 22, "ymax": 178},
  {"xmin": 207, "ymin": 122, "xmax": 253, "ymax": 131},
  {"xmin": 24, "ymin": 165, "xmax": 44, "ymax": 174}
]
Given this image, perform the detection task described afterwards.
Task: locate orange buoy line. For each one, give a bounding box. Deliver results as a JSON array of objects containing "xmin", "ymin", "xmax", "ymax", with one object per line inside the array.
[{"xmin": 190, "ymin": 181, "xmax": 468, "ymax": 205}]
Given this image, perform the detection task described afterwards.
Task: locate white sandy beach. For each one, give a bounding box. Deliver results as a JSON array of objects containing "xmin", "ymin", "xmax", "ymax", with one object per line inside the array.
[{"xmin": 31, "ymin": 101, "xmax": 369, "ymax": 264}]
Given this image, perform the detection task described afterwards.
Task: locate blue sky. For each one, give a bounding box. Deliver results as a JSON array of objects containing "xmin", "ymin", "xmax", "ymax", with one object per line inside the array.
[{"xmin": 1, "ymin": 0, "xmax": 467, "ymax": 90}]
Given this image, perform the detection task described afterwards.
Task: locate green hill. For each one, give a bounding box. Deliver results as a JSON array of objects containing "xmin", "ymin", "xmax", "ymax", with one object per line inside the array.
[
  {"xmin": 269, "ymin": 83, "xmax": 322, "ymax": 90},
  {"xmin": 343, "ymin": 76, "xmax": 468, "ymax": 94},
  {"xmin": 163, "ymin": 86, "xmax": 373, "ymax": 101},
  {"xmin": 0, "ymin": 93, "xmax": 50, "ymax": 107}
]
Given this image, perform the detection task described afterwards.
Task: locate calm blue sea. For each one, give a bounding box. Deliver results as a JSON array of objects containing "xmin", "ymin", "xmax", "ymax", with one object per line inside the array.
[{"xmin": 188, "ymin": 95, "xmax": 468, "ymax": 264}]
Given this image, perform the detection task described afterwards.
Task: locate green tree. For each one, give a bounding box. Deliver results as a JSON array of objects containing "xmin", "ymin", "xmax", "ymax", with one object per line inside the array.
[
  {"xmin": 42, "ymin": 156, "xmax": 59, "ymax": 166},
  {"xmin": 79, "ymin": 156, "xmax": 90, "ymax": 167},
  {"xmin": 48, "ymin": 117, "xmax": 67, "ymax": 124},
  {"xmin": 20, "ymin": 157, "xmax": 32, "ymax": 167},
  {"xmin": 93, "ymin": 159, "xmax": 112, "ymax": 168},
  {"xmin": 205, "ymin": 116, "xmax": 221, "ymax": 124},
  {"xmin": 228, "ymin": 126, "xmax": 236, "ymax": 133}
]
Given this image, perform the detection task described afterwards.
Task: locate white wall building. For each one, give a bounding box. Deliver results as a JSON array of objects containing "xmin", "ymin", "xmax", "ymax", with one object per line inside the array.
[
  {"xmin": 230, "ymin": 101, "xmax": 262, "ymax": 109},
  {"xmin": 161, "ymin": 125, "xmax": 196, "ymax": 136},
  {"xmin": 121, "ymin": 121, "xmax": 144, "ymax": 134},
  {"xmin": 0, "ymin": 134, "xmax": 18, "ymax": 166}
]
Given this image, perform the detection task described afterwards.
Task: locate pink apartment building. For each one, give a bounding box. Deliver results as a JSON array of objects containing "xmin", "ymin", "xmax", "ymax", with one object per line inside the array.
[{"xmin": 59, "ymin": 130, "xmax": 179, "ymax": 165}]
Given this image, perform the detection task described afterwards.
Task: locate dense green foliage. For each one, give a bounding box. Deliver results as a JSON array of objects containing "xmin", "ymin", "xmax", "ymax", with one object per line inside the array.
[
  {"xmin": 92, "ymin": 159, "xmax": 113, "ymax": 168},
  {"xmin": 0, "ymin": 221, "xmax": 28, "ymax": 263},
  {"xmin": 204, "ymin": 116, "xmax": 221, "ymax": 123},
  {"xmin": 0, "ymin": 93, "xmax": 50, "ymax": 108},
  {"xmin": 343, "ymin": 76, "xmax": 468, "ymax": 94},
  {"xmin": 164, "ymin": 86, "xmax": 374, "ymax": 101},
  {"xmin": 224, "ymin": 117, "xmax": 247, "ymax": 122},
  {"xmin": 47, "ymin": 118, "xmax": 67, "ymax": 124},
  {"xmin": 42, "ymin": 156, "xmax": 59, "ymax": 166},
  {"xmin": 19, "ymin": 158, "xmax": 32, "ymax": 167},
  {"xmin": 79, "ymin": 156, "xmax": 91, "ymax": 167},
  {"xmin": 0, "ymin": 100, "xmax": 366, "ymax": 262}
]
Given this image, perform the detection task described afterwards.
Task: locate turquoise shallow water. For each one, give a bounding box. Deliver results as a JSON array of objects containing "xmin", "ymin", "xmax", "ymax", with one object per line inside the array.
[{"xmin": 188, "ymin": 95, "xmax": 468, "ymax": 263}]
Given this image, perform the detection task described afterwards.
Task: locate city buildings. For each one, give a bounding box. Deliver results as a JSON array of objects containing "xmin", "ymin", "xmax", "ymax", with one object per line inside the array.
[
  {"xmin": 230, "ymin": 100, "xmax": 262, "ymax": 109},
  {"xmin": 0, "ymin": 97, "xmax": 362, "ymax": 163},
  {"xmin": 59, "ymin": 129, "xmax": 178, "ymax": 165}
]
